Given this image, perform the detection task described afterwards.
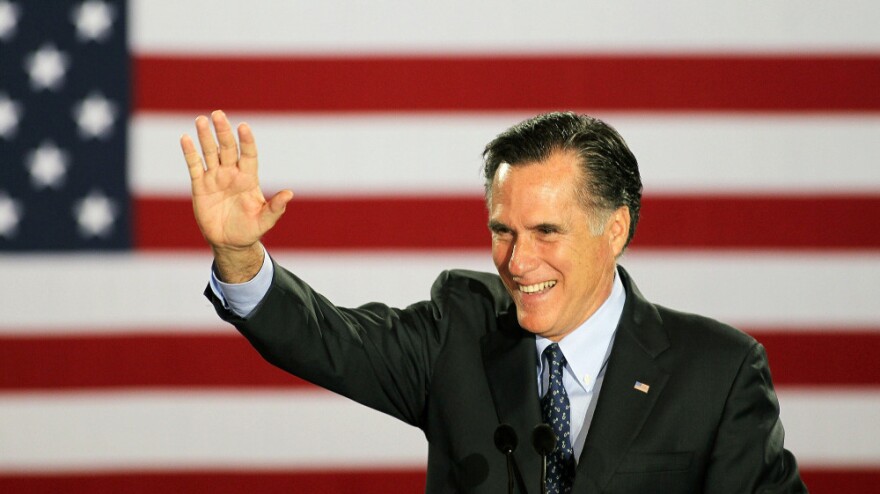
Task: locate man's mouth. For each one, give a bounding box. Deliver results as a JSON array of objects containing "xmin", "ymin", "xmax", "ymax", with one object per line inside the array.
[{"xmin": 517, "ymin": 280, "xmax": 557, "ymax": 294}]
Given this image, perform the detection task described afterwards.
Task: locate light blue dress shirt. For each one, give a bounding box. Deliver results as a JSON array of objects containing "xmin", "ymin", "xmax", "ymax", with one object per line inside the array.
[
  {"xmin": 209, "ymin": 246, "xmax": 274, "ymax": 317},
  {"xmin": 213, "ymin": 254, "xmax": 625, "ymax": 462},
  {"xmin": 535, "ymin": 271, "xmax": 625, "ymax": 462}
]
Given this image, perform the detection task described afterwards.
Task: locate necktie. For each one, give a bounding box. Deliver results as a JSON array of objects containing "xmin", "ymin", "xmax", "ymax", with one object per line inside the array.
[{"xmin": 541, "ymin": 343, "xmax": 575, "ymax": 494}]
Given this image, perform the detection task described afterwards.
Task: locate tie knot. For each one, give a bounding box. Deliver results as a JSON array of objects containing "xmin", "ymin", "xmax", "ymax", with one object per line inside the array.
[{"xmin": 542, "ymin": 343, "xmax": 567, "ymax": 371}]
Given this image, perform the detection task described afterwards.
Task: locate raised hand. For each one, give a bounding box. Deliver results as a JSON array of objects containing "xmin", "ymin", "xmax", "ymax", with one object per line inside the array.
[{"xmin": 180, "ymin": 110, "xmax": 293, "ymax": 282}]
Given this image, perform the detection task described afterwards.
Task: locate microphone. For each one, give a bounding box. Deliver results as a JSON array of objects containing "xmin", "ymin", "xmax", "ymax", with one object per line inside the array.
[
  {"xmin": 493, "ymin": 424, "xmax": 518, "ymax": 494},
  {"xmin": 531, "ymin": 424, "xmax": 557, "ymax": 494}
]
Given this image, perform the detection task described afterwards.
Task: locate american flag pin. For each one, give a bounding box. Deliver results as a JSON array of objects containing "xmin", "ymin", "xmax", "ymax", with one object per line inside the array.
[{"xmin": 633, "ymin": 381, "xmax": 650, "ymax": 394}]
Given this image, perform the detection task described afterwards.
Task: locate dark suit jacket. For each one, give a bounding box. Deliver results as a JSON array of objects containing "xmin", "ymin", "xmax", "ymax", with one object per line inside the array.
[{"xmin": 208, "ymin": 262, "xmax": 806, "ymax": 493}]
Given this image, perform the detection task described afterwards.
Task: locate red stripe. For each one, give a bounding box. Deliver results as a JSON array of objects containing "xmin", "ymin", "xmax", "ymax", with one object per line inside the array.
[
  {"xmin": 0, "ymin": 469, "xmax": 426, "ymax": 494},
  {"xmin": 134, "ymin": 54, "xmax": 880, "ymax": 112},
  {"xmin": 134, "ymin": 194, "xmax": 880, "ymax": 250},
  {"xmin": 800, "ymin": 468, "xmax": 880, "ymax": 493},
  {"xmin": 637, "ymin": 194, "xmax": 880, "ymax": 251},
  {"xmin": 134, "ymin": 195, "xmax": 489, "ymax": 251},
  {"xmin": 0, "ymin": 467, "xmax": 873, "ymax": 493},
  {"xmin": 0, "ymin": 333, "xmax": 312, "ymax": 391},
  {"xmin": 753, "ymin": 330, "xmax": 880, "ymax": 387},
  {"xmin": 2, "ymin": 330, "xmax": 878, "ymax": 390}
]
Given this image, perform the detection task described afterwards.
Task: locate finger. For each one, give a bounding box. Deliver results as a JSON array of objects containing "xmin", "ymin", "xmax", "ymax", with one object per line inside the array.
[
  {"xmin": 268, "ymin": 189, "xmax": 294, "ymax": 214},
  {"xmin": 180, "ymin": 133, "xmax": 205, "ymax": 181},
  {"xmin": 195, "ymin": 115, "xmax": 220, "ymax": 170},
  {"xmin": 212, "ymin": 110, "xmax": 239, "ymax": 167},
  {"xmin": 237, "ymin": 122, "xmax": 258, "ymax": 174},
  {"xmin": 263, "ymin": 189, "xmax": 295, "ymax": 227}
]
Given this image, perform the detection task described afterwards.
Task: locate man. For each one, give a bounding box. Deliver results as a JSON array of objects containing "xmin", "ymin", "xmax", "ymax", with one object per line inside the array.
[{"xmin": 181, "ymin": 111, "xmax": 807, "ymax": 493}]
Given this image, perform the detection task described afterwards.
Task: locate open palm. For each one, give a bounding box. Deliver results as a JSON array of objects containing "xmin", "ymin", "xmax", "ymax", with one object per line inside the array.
[{"xmin": 180, "ymin": 111, "xmax": 293, "ymax": 251}]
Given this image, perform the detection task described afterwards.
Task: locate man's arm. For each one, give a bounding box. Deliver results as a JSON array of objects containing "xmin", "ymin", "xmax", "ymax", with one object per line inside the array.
[
  {"xmin": 704, "ymin": 342, "xmax": 807, "ymax": 493},
  {"xmin": 180, "ymin": 110, "xmax": 293, "ymax": 282},
  {"xmin": 185, "ymin": 112, "xmax": 441, "ymax": 427}
]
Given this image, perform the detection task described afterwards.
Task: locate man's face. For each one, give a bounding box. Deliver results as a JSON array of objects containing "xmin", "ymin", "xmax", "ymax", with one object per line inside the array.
[{"xmin": 489, "ymin": 151, "xmax": 628, "ymax": 341}]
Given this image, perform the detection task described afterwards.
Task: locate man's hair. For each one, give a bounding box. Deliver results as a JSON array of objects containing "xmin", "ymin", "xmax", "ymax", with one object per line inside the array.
[{"xmin": 482, "ymin": 111, "xmax": 642, "ymax": 249}]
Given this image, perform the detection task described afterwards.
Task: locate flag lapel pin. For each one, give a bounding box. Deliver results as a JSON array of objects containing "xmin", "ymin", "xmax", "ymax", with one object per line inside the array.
[{"xmin": 633, "ymin": 381, "xmax": 650, "ymax": 394}]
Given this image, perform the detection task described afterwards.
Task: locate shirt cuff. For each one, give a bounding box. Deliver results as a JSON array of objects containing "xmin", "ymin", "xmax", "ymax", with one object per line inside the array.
[{"xmin": 208, "ymin": 246, "xmax": 274, "ymax": 318}]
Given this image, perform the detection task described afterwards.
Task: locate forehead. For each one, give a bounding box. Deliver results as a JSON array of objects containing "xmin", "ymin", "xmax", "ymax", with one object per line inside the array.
[{"xmin": 491, "ymin": 150, "xmax": 583, "ymax": 205}]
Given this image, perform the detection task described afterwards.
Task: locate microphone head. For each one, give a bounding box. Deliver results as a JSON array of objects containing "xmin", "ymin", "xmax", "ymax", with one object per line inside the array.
[
  {"xmin": 531, "ymin": 424, "xmax": 557, "ymax": 456},
  {"xmin": 493, "ymin": 424, "xmax": 518, "ymax": 455}
]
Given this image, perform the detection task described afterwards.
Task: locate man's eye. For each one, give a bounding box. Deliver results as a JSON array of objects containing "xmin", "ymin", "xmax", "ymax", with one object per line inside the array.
[{"xmin": 489, "ymin": 223, "xmax": 511, "ymax": 235}]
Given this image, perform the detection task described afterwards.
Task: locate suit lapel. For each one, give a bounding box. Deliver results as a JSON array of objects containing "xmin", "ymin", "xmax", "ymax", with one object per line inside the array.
[
  {"xmin": 481, "ymin": 308, "xmax": 543, "ymax": 494},
  {"xmin": 574, "ymin": 266, "xmax": 670, "ymax": 492}
]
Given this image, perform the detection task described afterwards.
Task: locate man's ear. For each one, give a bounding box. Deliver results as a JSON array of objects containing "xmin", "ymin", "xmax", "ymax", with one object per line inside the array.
[{"xmin": 607, "ymin": 206, "xmax": 631, "ymax": 257}]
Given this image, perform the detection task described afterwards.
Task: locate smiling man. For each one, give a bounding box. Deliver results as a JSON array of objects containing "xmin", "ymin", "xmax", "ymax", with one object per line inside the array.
[
  {"xmin": 489, "ymin": 151, "xmax": 627, "ymax": 342},
  {"xmin": 183, "ymin": 111, "xmax": 806, "ymax": 493}
]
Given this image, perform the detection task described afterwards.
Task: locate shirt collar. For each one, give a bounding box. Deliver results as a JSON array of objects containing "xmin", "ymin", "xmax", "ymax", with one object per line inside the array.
[{"xmin": 535, "ymin": 267, "xmax": 626, "ymax": 393}]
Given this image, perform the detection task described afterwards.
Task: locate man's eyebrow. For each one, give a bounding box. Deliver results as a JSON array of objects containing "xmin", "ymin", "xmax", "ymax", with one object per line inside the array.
[
  {"xmin": 532, "ymin": 222, "xmax": 564, "ymax": 233},
  {"xmin": 488, "ymin": 220, "xmax": 509, "ymax": 232}
]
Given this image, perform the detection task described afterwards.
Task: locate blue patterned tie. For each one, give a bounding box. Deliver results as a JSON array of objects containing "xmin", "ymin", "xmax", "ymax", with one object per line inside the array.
[{"xmin": 541, "ymin": 343, "xmax": 575, "ymax": 494}]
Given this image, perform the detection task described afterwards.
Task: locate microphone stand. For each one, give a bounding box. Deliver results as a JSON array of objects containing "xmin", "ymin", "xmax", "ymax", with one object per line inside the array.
[
  {"xmin": 506, "ymin": 451, "xmax": 516, "ymax": 493},
  {"xmin": 493, "ymin": 424, "xmax": 518, "ymax": 494},
  {"xmin": 532, "ymin": 424, "xmax": 557, "ymax": 494},
  {"xmin": 539, "ymin": 455, "xmax": 547, "ymax": 494}
]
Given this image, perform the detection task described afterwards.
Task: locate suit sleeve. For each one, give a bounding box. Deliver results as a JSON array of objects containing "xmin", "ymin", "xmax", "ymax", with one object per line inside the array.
[
  {"xmin": 703, "ymin": 342, "xmax": 808, "ymax": 493},
  {"xmin": 205, "ymin": 260, "xmax": 456, "ymax": 429}
]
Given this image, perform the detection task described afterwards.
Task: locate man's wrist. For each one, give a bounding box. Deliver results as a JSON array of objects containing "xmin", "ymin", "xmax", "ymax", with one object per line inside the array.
[
  {"xmin": 210, "ymin": 244, "xmax": 274, "ymax": 318},
  {"xmin": 212, "ymin": 242, "xmax": 265, "ymax": 284}
]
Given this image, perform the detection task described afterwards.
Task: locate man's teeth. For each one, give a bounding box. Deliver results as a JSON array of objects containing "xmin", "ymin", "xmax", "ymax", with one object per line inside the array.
[{"xmin": 518, "ymin": 281, "xmax": 557, "ymax": 293}]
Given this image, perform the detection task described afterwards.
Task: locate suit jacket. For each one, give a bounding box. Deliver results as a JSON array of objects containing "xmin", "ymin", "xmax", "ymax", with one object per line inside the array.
[{"xmin": 207, "ymin": 262, "xmax": 807, "ymax": 493}]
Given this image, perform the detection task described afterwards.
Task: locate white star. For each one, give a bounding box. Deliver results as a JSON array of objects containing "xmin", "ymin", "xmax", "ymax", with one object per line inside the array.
[
  {"xmin": 72, "ymin": 92, "xmax": 117, "ymax": 139},
  {"xmin": 0, "ymin": 93, "xmax": 22, "ymax": 139},
  {"xmin": 0, "ymin": 0, "xmax": 20, "ymax": 41},
  {"xmin": 24, "ymin": 44, "xmax": 70, "ymax": 91},
  {"xmin": 73, "ymin": 190, "xmax": 117, "ymax": 238},
  {"xmin": 0, "ymin": 192, "xmax": 23, "ymax": 238},
  {"xmin": 27, "ymin": 141, "xmax": 70, "ymax": 189},
  {"xmin": 71, "ymin": 0, "xmax": 115, "ymax": 42}
]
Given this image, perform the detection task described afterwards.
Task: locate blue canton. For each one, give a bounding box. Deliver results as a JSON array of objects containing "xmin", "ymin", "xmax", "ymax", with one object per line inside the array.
[{"xmin": 0, "ymin": 1, "xmax": 130, "ymax": 251}]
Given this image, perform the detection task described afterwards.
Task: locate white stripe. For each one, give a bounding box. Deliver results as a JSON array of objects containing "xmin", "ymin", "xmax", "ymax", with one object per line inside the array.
[
  {"xmin": 0, "ymin": 388, "xmax": 875, "ymax": 471},
  {"xmin": 2, "ymin": 252, "xmax": 878, "ymax": 333},
  {"xmin": 0, "ymin": 390, "xmax": 426, "ymax": 472},
  {"xmin": 133, "ymin": 113, "xmax": 494, "ymax": 196},
  {"xmin": 621, "ymin": 251, "xmax": 880, "ymax": 329},
  {"xmin": 778, "ymin": 389, "xmax": 880, "ymax": 467},
  {"xmin": 0, "ymin": 252, "xmax": 493, "ymax": 333},
  {"xmin": 131, "ymin": 0, "xmax": 880, "ymax": 54},
  {"xmin": 134, "ymin": 113, "xmax": 880, "ymax": 196},
  {"xmin": 616, "ymin": 114, "xmax": 880, "ymax": 194}
]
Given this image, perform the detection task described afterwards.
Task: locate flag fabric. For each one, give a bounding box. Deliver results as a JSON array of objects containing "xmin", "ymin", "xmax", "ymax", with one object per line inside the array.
[
  {"xmin": 2, "ymin": 1, "xmax": 880, "ymax": 492},
  {"xmin": 0, "ymin": 0, "xmax": 129, "ymax": 249}
]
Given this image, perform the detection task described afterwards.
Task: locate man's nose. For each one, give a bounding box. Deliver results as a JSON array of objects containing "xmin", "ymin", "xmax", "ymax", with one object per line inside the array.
[{"xmin": 508, "ymin": 238, "xmax": 538, "ymax": 276}]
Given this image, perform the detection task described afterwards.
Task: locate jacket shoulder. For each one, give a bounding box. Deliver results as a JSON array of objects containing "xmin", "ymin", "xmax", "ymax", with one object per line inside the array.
[
  {"xmin": 428, "ymin": 269, "xmax": 512, "ymax": 314},
  {"xmin": 654, "ymin": 303, "xmax": 759, "ymax": 358}
]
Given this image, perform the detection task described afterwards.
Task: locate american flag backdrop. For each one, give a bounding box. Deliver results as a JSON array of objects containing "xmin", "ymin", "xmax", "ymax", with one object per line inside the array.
[{"xmin": 1, "ymin": 0, "xmax": 879, "ymax": 492}]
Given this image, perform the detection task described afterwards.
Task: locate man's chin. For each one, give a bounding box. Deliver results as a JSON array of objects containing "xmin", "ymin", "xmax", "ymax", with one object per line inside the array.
[{"xmin": 515, "ymin": 312, "xmax": 549, "ymax": 336}]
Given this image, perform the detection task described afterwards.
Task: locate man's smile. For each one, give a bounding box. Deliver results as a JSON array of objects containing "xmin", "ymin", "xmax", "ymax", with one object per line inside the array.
[{"xmin": 517, "ymin": 280, "xmax": 557, "ymax": 294}]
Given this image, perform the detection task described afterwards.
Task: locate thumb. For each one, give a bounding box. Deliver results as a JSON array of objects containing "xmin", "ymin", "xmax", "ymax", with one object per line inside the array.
[{"xmin": 266, "ymin": 189, "xmax": 294, "ymax": 218}]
